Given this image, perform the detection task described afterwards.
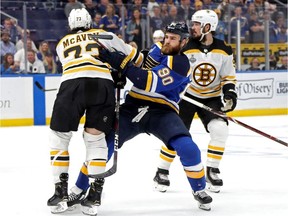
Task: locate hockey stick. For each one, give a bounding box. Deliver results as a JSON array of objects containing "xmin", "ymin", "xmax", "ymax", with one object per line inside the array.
[
  {"xmin": 88, "ymin": 84, "xmax": 120, "ymax": 179},
  {"xmin": 35, "ymin": 81, "xmax": 58, "ymax": 92},
  {"xmin": 88, "ymin": 34, "xmax": 113, "ymax": 41},
  {"xmin": 181, "ymin": 94, "xmax": 288, "ymax": 147}
]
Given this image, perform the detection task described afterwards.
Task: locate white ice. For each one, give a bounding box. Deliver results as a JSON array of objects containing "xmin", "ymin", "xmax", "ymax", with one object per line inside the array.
[{"xmin": 0, "ymin": 115, "xmax": 288, "ymax": 216}]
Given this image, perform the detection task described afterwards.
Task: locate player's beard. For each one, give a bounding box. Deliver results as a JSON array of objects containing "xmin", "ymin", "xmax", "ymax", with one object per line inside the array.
[
  {"xmin": 191, "ymin": 30, "xmax": 203, "ymax": 42},
  {"xmin": 161, "ymin": 43, "xmax": 180, "ymax": 55}
]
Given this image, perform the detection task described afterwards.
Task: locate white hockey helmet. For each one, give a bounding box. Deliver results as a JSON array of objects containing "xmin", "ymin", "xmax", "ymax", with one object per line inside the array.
[
  {"xmin": 191, "ymin": 9, "xmax": 218, "ymax": 32},
  {"xmin": 153, "ymin": 30, "xmax": 164, "ymax": 43},
  {"xmin": 153, "ymin": 30, "xmax": 164, "ymax": 39},
  {"xmin": 68, "ymin": 8, "xmax": 92, "ymax": 31}
]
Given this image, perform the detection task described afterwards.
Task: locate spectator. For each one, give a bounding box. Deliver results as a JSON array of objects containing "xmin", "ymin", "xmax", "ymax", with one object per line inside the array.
[
  {"xmin": 162, "ymin": 5, "xmax": 182, "ymax": 28},
  {"xmin": 92, "ymin": 13, "xmax": 102, "ymax": 29},
  {"xmin": 276, "ymin": 26, "xmax": 288, "ymax": 43},
  {"xmin": 248, "ymin": 12, "xmax": 264, "ymax": 43},
  {"xmin": 126, "ymin": 8, "xmax": 148, "ymax": 50},
  {"xmin": 277, "ymin": 56, "xmax": 288, "ymax": 70},
  {"xmin": 147, "ymin": 0, "xmax": 159, "ymax": 17},
  {"xmin": 0, "ymin": 30, "xmax": 16, "ymax": 61},
  {"xmin": 245, "ymin": 2, "xmax": 257, "ymax": 21},
  {"xmin": 230, "ymin": 6, "xmax": 249, "ymax": 43},
  {"xmin": 37, "ymin": 41, "xmax": 51, "ymax": 61},
  {"xmin": 217, "ymin": 0, "xmax": 235, "ymax": 24},
  {"xmin": 150, "ymin": 5, "xmax": 164, "ymax": 33},
  {"xmin": 0, "ymin": 53, "xmax": 19, "ymax": 75},
  {"xmin": 194, "ymin": 1, "xmax": 204, "ymax": 13},
  {"xmin": 14, "ymin": 39, "xmax": 38, "ymax": 69},
  {"xmin": 261, "ymin": 10, "xmax": 277, "ymax": 43},
  {"xmin": 83, "ymin": 0, "xmax": 97, "ymax": 18},
  {"xmin": 20, "ymin": 49, "xmax": 45, "ymax": 73},
  {"xmin": 43, "ymin": 52, "xmax": 57, "ymax": 74},
  {"xmin": 100, "ymin": 3, "xmax": 121, "ymax": 33},
  {"xmin": 160, "ymin": 3, "xmax": 169, "ymax": 19},
  {"xmin": 2, "ymin": 18, "xmax": 19, "ymax": 44},
  {"xmin": 177, "ymin": 0, "xmax": 194, "ymax": 22},
  {"xmin": 253, "ymin": 0, "xmax": 265, "ymax": 19},
  {"xmin": 97, "ymin": 0, "xmax": 110, "ymax": 16},
  {"xmin": 128, "ymin": 0, "xmax": 148, "ymax": 19},
  {"xmin": 214, "ymin": 9, "xmax": 228, "ymax": 41},
  {"xmin": 114, "ymin": 0, "xmax": 125, "ymax": 17},
  {"xmin": 262, "ymin": 54, "xmax": 278, "ymax": 70},
  {"xmin": 202, "ymin": 0, "xmax": 218, "ymax": 10},
  {"xmin": 246, "ymin": 57, "xmax": 261, "ymax": 71},
  {"xmin": 15, "ymin": 29, "xmax": 38, "ymax": 52},
  {"xmin": 64, "ymin": 0, "xmax": 84, "ymax": 18}
]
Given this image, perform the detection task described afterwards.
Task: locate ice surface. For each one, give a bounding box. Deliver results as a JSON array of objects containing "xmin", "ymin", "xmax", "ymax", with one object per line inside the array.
[{"xmin": 0, "ymin": 115, "xmax": 287, "ymax": 216}]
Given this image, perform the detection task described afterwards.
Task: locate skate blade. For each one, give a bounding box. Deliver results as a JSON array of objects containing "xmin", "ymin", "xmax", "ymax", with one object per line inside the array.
[
  {"xmin": 198, "ymin": 203, "xmax": 211, "ymax": 211},
  {"xmin": 153, "ymin": 182, "xmax": 168, "ymax": 193},
  {"xmin": 82, "ymin": 205, "xmax": 98, "ymax": 216},
  {"xmin": 206, "ymin": 183, "xmax": 221, "ymax": 193},
  {"xmin": 50, "ymin": 201, "xmax": 68, "ymax": 214}
]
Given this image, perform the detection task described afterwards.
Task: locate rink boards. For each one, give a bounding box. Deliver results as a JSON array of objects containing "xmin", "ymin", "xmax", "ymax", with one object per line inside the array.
[{"xmin": 0, "ymin": 71, "xmax": 287, "ymax": 126}]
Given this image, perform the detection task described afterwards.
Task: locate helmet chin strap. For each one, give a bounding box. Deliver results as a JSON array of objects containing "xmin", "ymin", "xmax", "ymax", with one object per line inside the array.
[{"xmin": 199, "ymin": 25, "xmax": 210, "ymax": 42}]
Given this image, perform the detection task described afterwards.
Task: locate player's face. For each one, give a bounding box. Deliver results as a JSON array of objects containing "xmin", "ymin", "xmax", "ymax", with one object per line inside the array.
[
  {"xmin": 161, "ymin": 32, "xmax": 182, "ymax": 55},
  {"xmin": 190, "ymin": 21, "xmax": 202, "ymax": 40}
]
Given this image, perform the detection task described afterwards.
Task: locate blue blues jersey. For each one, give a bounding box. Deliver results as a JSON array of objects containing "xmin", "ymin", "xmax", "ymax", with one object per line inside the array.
[{"xmin": 125, "ymin": 42, "xmax": 192, "ymax": 113}]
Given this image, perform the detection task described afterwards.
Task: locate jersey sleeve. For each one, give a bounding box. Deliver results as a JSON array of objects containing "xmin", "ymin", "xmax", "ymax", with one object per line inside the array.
[
  {"xmin": 97, "ymin": 31, "xmax": 143, "ymax": 67},
  {"xmin": 124, "ymin": 54, "xmax": 191, "ymax": 92}
]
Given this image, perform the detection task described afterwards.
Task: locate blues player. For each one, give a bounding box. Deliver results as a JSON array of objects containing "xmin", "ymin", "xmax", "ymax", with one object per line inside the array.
[
  {"xmin": 67, "ymin": 22, "xmax": 213, "ymax": 214},
  {"xmin": 153, "ymin": 10, "xmax": 237, "ymax": 193}
]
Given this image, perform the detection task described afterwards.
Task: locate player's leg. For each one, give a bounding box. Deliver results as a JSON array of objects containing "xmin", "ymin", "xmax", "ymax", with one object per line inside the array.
[
  {"xmin": 153, "ymin": 99, "xmax": 196, "ymax": 192},
  {"xmin": 169, "ymin": 135, "xmax": 212, "ymax": 211},
  {"xmin": 47, "ymin": 130, "xmax": 72, "ymax": 213},
  {"xmin": 153, "ymin": 145, "xmax": 176, "ymax": 192},
  {"xmin": 150, "ymin": 111, "xmax": 212, "ymax": 210},
  {"xmin": 79, "ymin": 79, "xmax": 115, "ymax": 216},
  {"xmin": 67, "ymin": 131, "xmax": 115, "ymax": 209},
  {"xmin": 199, "ymin": 98, "xmax": 229, "ymax": 193},
  {"xmin": 205, "ymin": 118, "xmax": 228, "ymax": 192},
  {"xmin": 47, "ymin": 79, "xmax": 84, "ymax": 213}
]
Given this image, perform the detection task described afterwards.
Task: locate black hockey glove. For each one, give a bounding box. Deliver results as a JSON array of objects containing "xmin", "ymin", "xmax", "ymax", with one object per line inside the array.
[
  {"xmin": 221, "ymin": 89, "xmax": 237, "ymax": 113},
  {"xmin": 110, "ymin": 68, "xmax": 127, "ymax": 89},
  {"xmin": 98, "ymin": 48, "xmax": 130, "ymax": 71}
]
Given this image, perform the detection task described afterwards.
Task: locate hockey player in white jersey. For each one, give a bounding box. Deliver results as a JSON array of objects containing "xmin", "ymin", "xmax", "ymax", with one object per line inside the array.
[
  {"xmin": 154, "ymin": 9, "xmax": 237, "ymax": 193},
  {"xmin": 47, "ymin": 8, "xmax": 143, "ymax": 215}
]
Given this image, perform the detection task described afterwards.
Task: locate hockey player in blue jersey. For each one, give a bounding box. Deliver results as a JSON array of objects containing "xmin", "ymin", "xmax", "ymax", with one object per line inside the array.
[
  {"xmin": 66, "ymin": 22, "xmax": 213, "ymax": 214},
  {"xmin": 153, "ymin": 10, "xmax": 237, "ymax": 194}
]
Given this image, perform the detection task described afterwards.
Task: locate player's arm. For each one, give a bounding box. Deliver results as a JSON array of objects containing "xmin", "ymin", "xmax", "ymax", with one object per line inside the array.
[{"xmin": 221, "ymin": 48, "xmax": 237, "ymax": 112}]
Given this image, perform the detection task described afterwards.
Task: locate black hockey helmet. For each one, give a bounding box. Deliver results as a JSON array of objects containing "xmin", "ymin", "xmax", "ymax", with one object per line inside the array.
[{"xmin": 165, "ymin": 22, "xmax": 190, "ymax": 41}]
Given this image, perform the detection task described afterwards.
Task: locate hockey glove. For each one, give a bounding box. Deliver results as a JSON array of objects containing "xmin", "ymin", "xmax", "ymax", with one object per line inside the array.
[
  {"xmin": 110, "ymin": 68, "xmax": 127, "ymax": 89},
  {"xmin": 98, "ymin": 48, "xmax": 131, "ymax": 71},
  {"xmin": 221, "ymin": 89, "xmax": 237, "ymax": 112}
]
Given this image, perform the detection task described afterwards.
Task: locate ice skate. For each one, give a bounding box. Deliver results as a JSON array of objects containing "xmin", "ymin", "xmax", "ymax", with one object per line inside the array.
[
  {"xmin": 81, "ymin": 178, "xmax": 104, "ymax": 216},
  {"xmin": 193, "ymin": 189, "xmax": 213, "ymax": 211},
  {"xmin": 206, "ymin": 167, "xmax": 223, "ymax": 193},
  {"xmin": 153, "ymin": 168, "xmax": 170, "ymax": 192},
  {"xmin": 47, "ymin": 173, "xmax": 69, "ymax": 214},
  {"xmin": 67, "ymin": 187, "xmax": 87, "ymax": 210}
]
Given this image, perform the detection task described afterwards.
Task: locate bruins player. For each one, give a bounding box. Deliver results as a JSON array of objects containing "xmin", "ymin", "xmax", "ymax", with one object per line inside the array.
[
  {"xmin": 154, "ymin": 9, "xmax": 237, "ymax": 193},
  {"xmin": 47, "ymin": 8, "xmax": 142, "ymax": 215}
]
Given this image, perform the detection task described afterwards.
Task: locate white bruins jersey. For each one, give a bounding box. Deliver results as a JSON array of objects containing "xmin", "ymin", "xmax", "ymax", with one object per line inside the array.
[
  {"xmin": 182, "ymin": 38, "xmax": 236, "ymax": 99},
  {"xmin": 56, "ymin": 29, "xmax": 143, "ymax": 83}
]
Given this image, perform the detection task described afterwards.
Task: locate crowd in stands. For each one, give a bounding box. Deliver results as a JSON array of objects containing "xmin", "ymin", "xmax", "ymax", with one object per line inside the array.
[{"xmin": 0, "ymin": 0, "xmax": 287, "ymax": 74}]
